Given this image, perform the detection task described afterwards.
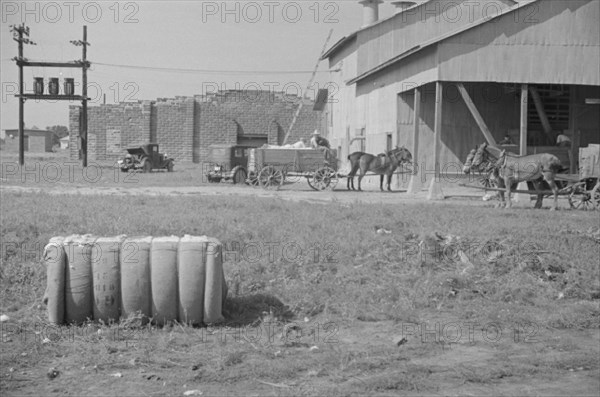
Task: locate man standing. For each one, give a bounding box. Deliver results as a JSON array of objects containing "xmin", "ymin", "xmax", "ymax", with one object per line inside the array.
[
  {"xmin": 310, "ymin": 130, "xmax": 331, "ymax": 150},
  {"xmin": 556, "ymin": 132, "xmax": 572, "ymax": 147}
]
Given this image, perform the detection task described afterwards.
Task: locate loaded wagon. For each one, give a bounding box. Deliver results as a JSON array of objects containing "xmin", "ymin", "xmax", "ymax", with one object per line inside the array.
[
  {"xmin": 248, "ymin": 147, "xmax": 339, "ymax": 191},
  {"xmin": 557, "ymin": 144, "xmax": 600, "ymax": 210}
]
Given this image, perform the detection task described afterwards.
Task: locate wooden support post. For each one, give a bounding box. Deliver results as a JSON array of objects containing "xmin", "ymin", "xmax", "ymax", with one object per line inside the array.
[
  {"xmin": 569, "ymin": 87, "xmax": 579, "ymax": 174},
  {"xmin": 457, "ymin": 83, "xmax": 497, "ymax": 147},
  {"xmin": 515, "ymin": 84, "xmax": 530, "ymax": 204},
  {"xmin": 427, "ymin": 82, "xmax": 445, "ymax": 200},
  {"xmin": 407, "ymin": 87, "xmax": 421, "ymax": 194},
  {"xmin": 571, "ymin": 129, "xmax": 580, "ymax": 174},
  {"xmin": 520, "ymin": 84, "xmax": 528, "ymax": 156},
  {"xmin": 529, "ymin": 86, "xmax": 553, "ymax": 140}
]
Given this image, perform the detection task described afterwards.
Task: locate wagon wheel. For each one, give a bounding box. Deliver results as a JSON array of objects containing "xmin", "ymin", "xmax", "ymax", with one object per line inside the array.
[
  {"xmin": 568, "ymin": 182, "xmax": 595, "ymax": 210},
  {"xmin": 233, "ymin": 168, "xmax": 247, "ymax": 185},
  {"xmin": 258, "ymin": 166, "xmax": 284, "ymax": 190},
  {"xmin": 312, "ymin": 167, "xmax": 339, "ymax": 191},
  {"xmin": 478, "ymin": 170, "xmax": 497, "ymax": 190},
  {"xmin": 246, "ymin": 172, "xmax": 260, "ymax": 187},
  {"xmin": 306, "ymin": 176, "xmax": 317, "ymax": 191},
  {"xmin": 592, "ymin": 182, "xmax": 600, "ymax": 210}
]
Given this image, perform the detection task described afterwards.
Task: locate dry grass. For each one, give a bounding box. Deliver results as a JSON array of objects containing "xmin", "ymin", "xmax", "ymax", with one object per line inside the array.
[{"xmin": 1, "ymin": 191, "xmax": 599, "ymax": 396}]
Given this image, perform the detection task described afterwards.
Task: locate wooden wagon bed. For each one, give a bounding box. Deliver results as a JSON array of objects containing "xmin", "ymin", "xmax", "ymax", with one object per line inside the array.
[{"xmin": 249, "ymin": 147, "xmax": 339, "ymax": 191}]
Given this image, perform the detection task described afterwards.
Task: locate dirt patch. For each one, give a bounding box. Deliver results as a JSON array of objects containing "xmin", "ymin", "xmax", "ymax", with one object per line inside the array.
[{"xmin": 0, "ymin": 182, "xmax": 577, "ymax": 210}]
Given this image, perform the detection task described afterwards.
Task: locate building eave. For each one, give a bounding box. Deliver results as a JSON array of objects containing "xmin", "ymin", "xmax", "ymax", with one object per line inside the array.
[
  {"xmin": 346, "ymin": 0, "xmax": 540, "ymax": 86},
  {"xmin": 321, "ymin": 32, "xmax": 358, "ymax": 61}
]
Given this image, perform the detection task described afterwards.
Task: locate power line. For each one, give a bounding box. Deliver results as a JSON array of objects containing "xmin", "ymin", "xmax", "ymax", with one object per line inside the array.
[
  {"xmin": 2, "ymin": 59, "xmax": 340, "ymax": 75},
  {"xmin": 92, "ymin": 61, "xmax": 338, "ymax": 75}
]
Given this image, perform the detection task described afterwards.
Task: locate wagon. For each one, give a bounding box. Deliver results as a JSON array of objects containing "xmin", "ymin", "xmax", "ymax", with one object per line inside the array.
[
  {"xmin": 249, "ymin": 147, "xmax": 339, "ymax": 191},
  {"xmin": 462, "ymin": 144, "xmax": 600, "ymax": 210},
  {"xmin": 557, "ymin": 144, "xmax": 600, "ymax": 210}
]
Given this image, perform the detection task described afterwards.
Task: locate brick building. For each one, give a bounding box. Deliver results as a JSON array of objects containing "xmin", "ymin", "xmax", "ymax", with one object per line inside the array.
[{"xmin": 69, "ymin": 90, "xmax": 325, "ymax": 163}]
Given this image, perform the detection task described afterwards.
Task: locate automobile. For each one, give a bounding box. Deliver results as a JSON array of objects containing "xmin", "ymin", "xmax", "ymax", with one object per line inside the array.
[
  {"xmin": 118, "ymin": 143, "xmax": 174, "ymax": 173},
  {"xmin": 206, "ymin": 144, "xmax": 254, "ymax": 184}
]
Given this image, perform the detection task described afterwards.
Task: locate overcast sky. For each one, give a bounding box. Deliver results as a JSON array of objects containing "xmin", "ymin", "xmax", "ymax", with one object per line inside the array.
[{"xmin": 1, "ymin": 1, "xmax": 401, "ymax": 132}]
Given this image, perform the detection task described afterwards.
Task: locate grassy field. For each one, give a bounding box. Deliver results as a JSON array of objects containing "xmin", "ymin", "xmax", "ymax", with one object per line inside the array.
[
  {"xmin": 1, "ymin": 190, "xmax": 599, "ymax": 396},
  {"xmin": 0, "ymin": 151, "xmax": 212, "ymax": 188}
]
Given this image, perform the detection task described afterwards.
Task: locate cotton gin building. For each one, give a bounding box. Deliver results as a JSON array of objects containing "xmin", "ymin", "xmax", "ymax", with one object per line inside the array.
[{"xmin": 322, "ymin": 0, "xmax": 600, "ymax": 197}]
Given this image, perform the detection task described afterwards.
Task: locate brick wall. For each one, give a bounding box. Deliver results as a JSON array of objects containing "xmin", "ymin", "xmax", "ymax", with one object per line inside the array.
[
  {"xmin": 69, "ymin": 105, "xmax": 80, "ymax": 160},
  {"xmin": 69, "ymin": 90, "xmax": 322, "ymax": 164},
  {"xmin": 155, "ymin": 97, "xmax": 194, "ymax": 162}
]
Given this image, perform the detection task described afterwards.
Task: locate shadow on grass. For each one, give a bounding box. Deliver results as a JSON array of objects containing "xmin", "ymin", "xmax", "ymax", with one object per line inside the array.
[{"xmin": 223, "ymin": 293, "xmax": 294, "ymax": 326}]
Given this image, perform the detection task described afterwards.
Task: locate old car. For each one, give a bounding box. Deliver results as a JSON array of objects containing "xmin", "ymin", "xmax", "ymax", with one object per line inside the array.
[
  {"xmin": 118, "ymin": 143, "xmax": 174, "ymax": 173},
  {"xmin": 206, "ymin": 144, "xmax": 253, "ymax": 184}
]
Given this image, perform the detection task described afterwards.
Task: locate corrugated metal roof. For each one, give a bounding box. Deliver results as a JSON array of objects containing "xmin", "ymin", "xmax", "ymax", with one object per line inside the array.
[
  {"xmin": 321, "ymin": 0, "xmax": 437, "ymax": 61},
  {"xmin": 437, "ymin": 0, "xmax": 600, "ymax": 86},
  {"xmin": 348, "ymin": 0, "xmax": 539, "ymax": 85}
]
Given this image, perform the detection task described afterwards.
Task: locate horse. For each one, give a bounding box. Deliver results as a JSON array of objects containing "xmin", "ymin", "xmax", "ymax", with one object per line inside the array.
[
  {"xmin": 462, "ymin": 146, "xmax": 505, "ymax": 189},
  {"xmin": 470, "ymin": 143, "xmax": 562, "ymax": 210},
  {"xmin": 346, "ymin": 151, "xmax": 367, "ymax": 190},
  {"xmin": 347, "ymin": 146, "xmax": 412, "ymax": 192}
]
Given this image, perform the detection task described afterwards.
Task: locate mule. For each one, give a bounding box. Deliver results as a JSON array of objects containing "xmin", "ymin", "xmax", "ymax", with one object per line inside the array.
[
  {"xmin": 348, "ymin": 146, "xmax": 412, "ymax": 192},
  {"xmin": 471, "ymin": 143, "xmax": 562, "ymax": 210},
  {"xmin": 346, "ymin": 151, "xmax": 367, "ymax": 190},
  {"xmin": 463, "ymin": 145, "xmax": 506, "ymax": 189}
]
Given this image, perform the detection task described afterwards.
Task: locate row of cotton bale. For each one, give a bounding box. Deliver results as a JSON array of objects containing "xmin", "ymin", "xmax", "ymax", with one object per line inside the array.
[{"xmin": 42, "ymin": 235, "xmax": 228, "ymax": 326}]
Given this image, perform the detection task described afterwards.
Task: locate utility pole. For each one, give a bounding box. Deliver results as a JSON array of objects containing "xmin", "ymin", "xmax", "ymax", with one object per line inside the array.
[
  {"xmin": 70, "ymin": 26, "xmax": 90, "ymax": 167},
  {"xmin": 12, "ymin": 25, "xmax": 90, "ymax": 167},
  {"xmin": 11, "ymin": 24, "xmax": 35, "ymax": 166},
  {"xmin": 80, "ymin": 26, "xmax": 89, "ymax": 167}
]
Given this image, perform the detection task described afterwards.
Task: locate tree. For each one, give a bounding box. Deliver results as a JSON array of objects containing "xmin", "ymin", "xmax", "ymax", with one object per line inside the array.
[{"xmin": 46, "ymin": 125, "xmax": 69, "ymax": 146}]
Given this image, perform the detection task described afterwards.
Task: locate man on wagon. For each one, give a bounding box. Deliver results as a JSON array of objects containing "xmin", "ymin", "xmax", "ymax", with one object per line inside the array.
[
  {"xmin": 310, "ymin": 130, "xmax": 334, "ymax": 163},
  {"xmin": 310, "ymin": 130, "xmax": 331, "ymax": 150}
]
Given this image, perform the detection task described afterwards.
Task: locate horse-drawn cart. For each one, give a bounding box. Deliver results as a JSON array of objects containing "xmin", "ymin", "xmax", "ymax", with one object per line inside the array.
[
  {"xmin": 462, "ymin": 144, "xmax": 600, "ymax": 210},
  {"xmin": 558, "ymin": 144, "xmax": 600, "ymax": 210},
  {"xmin": 249, "ymin": 147, "xmax": 338, "ymax": 191}
]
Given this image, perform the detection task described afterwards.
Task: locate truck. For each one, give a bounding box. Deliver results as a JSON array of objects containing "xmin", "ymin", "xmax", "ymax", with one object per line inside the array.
[{"xmin": 206, "ymin": 144, "xmax": 253, "ymax": 184}]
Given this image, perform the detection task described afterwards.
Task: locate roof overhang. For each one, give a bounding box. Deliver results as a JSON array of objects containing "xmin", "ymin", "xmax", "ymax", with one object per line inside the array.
[
  {"xmin": 321, "ymin": 32, "xmax": 358, "ymax": 61},
  {"xmin": 346, "ymin": 0, "xmax": 540, "ymax": 86}
]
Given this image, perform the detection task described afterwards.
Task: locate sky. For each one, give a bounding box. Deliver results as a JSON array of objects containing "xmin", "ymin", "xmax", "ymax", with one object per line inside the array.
[{"xmin": 0, "ymin": 0, "xmax": 400, "ymax": 132}]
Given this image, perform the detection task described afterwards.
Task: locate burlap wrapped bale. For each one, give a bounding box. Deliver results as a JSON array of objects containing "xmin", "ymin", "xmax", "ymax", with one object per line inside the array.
[
  {"xmin": 64, "ymin": 235, "xmax": 96, "ymax": 324},
  {"xmin": 177, "ymin": 235, "xmax": 207, "ymax": 325},
  {"xmin": 120, "ymin": 236, "xmax": 152, "ymax": 322},
  {"xmin": 204, "ymin": 237, "xmax": 225, "ymax": 324},
  {"xmin": 43, "ymin": 237, "xmax": 66, "ymax": 324},
  {"xmin": 150, "ymin": 236, "xmax": 179, "ymax": 325},
  {"xmin": 92, "ymin": 236, "xmax": 126, "ymax": 323}
]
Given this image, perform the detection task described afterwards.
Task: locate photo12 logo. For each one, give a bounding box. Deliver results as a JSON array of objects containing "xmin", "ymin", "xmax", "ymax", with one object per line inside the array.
[
  {"xmin": 400, "ymin": 322, "xmax": 539, "ymax": 344},
  {"xmin": 1, "ymin": 81, "xmax": 140, "ymax": 105},
  {"xmin": 2, "ymin": 2, "xmax": 140, "ymax": 24},
  {"xmin": 0, "ymin": 161, "xmax": 139, "ymax": 185},
  {"xmin": 222, "ymin": 241, "xmax": 339, "ymax": 264},
  {"xmin": 200, "ymin": 1, "xmax": 340, "ymax": 24},
  {"xmin": 201, "ymin": 321, "xmax": 339, "ymax": 345}
]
